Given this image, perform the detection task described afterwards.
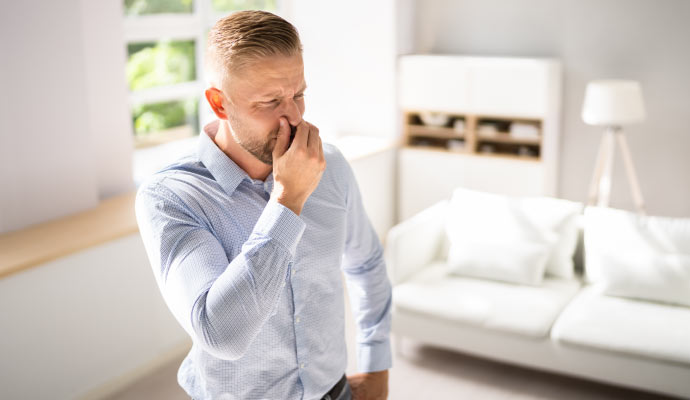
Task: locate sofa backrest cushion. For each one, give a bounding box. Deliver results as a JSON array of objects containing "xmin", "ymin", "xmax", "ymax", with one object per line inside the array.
[
  {"xmin": 445, "ymin": 187, "xmax": 583, "ymax": 280},
  {"xmin": 584, "ymin": 206, "xmax": 690, "ymax": 307}
]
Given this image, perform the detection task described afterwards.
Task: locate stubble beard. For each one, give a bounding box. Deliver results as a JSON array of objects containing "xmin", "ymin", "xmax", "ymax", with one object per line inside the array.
[
  {"xmin": 228, "ymin": 115, "xmax": 277, "ymax": 166},
  {"xmin": 238, "ymin": 135, "xmax": 275, "ymax": 166}
]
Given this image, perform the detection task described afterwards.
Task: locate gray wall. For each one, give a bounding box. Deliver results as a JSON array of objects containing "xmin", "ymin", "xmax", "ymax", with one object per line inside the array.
[
  {"xmin": 413, "ymin": 0, "xmax": 690, "ymax": 217},
  {"xmin": 0, "ymin": 0, "xmax": 133, "ymax": 234},
  {"xmin": 0, "ymin": 0, "xmax": 98, "ymax": 233}
]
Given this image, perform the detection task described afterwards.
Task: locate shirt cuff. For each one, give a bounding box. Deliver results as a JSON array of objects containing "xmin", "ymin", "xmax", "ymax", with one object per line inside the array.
[
  {"xmin": 357, "ymin": 339, "xmax": 392, "ymax": 373},
  {"xmin": 253, "ymin": 199, "xmax": 306, "ymax": 256}
]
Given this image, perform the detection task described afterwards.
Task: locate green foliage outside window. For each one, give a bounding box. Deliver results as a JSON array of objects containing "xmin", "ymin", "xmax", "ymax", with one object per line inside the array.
[
  {"xmin": 126, "ymin": 40, "xmax": 197, "ymax": 136},
  {"xmin": 132, "ymin": 99, "xmax": 198, "ymax": 135},
  {"xmin": 126, "ymin": 40, "xmax": 196, "ymax": 91},
  {"xmin": 124, "ymin": 0, "xmax": 193, "ymax": 15}
]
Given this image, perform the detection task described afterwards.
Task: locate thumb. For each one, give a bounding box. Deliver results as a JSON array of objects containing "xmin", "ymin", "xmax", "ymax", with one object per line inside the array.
[{"xmin": 273, "ymin": 118, "xmax": 290, "ymax": 159}]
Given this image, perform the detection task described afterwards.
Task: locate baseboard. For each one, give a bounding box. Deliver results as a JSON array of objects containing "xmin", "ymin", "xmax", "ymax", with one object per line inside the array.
[{"xmin": 77, "ymin": 339, "xmax": 192, "ymax": 400}]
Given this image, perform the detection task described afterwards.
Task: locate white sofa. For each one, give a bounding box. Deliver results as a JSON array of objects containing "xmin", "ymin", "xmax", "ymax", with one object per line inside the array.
[{"xmin": 386, "ymin": 194, "xmax": 690, "ymax": 399}]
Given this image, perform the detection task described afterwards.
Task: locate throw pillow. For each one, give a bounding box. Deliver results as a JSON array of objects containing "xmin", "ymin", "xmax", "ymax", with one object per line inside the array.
[
  {"xmin": 447, "ymin": 239, "xmax": 552, "ymax": 286},
  {"xmin": 446, "ymin": 187, "xmax": 583, "ymax": 279},
  {"xmin": 584, "ymin": 206, "xmax": 690, "ymax": 307}
]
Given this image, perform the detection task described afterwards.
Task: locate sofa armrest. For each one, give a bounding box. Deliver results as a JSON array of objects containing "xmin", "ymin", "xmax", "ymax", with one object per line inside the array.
[{"xmin": 385, "ymin": 200, "xmax": 448, "ymax": 285}]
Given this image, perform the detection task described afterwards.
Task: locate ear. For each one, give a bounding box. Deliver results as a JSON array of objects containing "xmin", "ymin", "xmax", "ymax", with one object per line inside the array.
[{"xmin": 205, "ymin": 88, "xmax": 228, "ymax": 119}]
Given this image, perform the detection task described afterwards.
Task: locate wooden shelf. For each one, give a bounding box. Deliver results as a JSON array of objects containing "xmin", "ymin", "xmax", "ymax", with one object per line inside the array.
[
  {"xmin": 403, "ymin": 144, "xmax": 540, "ymax": 162},
  {"xmin": 408, "ymin": 125, "xmax": 465, "ymax": 139},
  {"xmin": 475, "ymin": 150, "xmax": 542, "ymax": 162},
  {"xmin": 403, "ymin": 110, "xmax": 542, "ymax": 160},
  {"xmin": 0, "ymin": 191, "xmax": 139, "ymax": 279},
  {"xmin": 476, "ymin": 133, "xmax": 541, "ymax": 145}
]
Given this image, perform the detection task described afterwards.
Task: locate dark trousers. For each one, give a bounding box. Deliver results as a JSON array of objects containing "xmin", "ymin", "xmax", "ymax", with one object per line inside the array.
[{"xmin": 321, "ymin": 374, "xmax": 351, "ymax": 400}]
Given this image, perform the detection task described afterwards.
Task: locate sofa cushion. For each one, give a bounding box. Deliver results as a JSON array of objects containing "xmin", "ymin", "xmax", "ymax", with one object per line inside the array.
[
  {"xmin": 584, "ymin": 206, "xmax": 690, "ymax": 307},
  {"xmin": 446, "ymin": 188, "xmax": 583, "ymax": 280},
  {"xmin": 393, "ymin": 261, "xmax": 582, "ymax": 338},
  {"xmin": 447, "ymin": 239, "xmax": 552, "ymax": 286},
  {"xmin": 552, "ymin": 285, "xmax": 690, "ymax": 366}
]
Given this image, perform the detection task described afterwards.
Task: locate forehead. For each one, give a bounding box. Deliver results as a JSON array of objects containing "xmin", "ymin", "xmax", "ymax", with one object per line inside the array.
[{"xmin": 229, "ymin": 54, "xmax": 305, "ymax": 97}]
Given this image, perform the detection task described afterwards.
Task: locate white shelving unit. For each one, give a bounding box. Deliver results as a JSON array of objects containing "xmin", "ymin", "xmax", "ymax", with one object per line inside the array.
[{"xmin": 397, "ymin": 55, "xmax": 562, "ymax": 220}]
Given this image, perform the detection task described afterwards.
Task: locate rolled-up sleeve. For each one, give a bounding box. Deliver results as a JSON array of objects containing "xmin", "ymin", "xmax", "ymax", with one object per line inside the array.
[
  {"xmin": 135, "ymin": 182, "xmax": 305, "ymax": 360},
  {"xmin": 340, "ymin": 163, "xmax": 393, "ymax": 373}
]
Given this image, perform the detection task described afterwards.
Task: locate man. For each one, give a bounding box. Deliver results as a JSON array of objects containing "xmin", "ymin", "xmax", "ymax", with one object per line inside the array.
[{"xmin": 135, "ymin": 10, "xmax": 392, "ymax": 400}]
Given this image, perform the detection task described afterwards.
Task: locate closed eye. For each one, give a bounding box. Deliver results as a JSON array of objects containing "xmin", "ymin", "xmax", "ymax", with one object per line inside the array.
[{"xmin": 260, "ymin": 93, "xmax": 304, "ymax": 107}]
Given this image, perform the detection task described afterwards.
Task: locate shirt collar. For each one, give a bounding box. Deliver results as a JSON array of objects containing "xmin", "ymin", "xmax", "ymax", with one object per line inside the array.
[{"xmin": 198, "ymin": 120, "xmax": 249, "ymax": 196}]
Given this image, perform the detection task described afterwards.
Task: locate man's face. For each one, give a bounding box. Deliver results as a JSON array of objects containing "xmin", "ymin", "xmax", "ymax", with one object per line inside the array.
[{"xmin": 223, "ymin": 54, "xmax": 306, "ymax": 165}]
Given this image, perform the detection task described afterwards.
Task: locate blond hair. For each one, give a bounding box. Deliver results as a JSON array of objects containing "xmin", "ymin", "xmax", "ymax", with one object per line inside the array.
[{"xmin": 205, "ymin": 10, "xmax": 302, "ymax": 88}]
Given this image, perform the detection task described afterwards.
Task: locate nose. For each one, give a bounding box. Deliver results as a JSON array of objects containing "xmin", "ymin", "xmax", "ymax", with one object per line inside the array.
[{"xmin": 281, "ymin": 98, "xmax": 302, "ymax": 127}]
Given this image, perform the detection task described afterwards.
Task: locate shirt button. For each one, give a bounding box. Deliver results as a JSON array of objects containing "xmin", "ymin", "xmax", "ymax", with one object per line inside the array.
[
  {"xmin": 282, "ymin": 282, "xmax": 286, "ymax": 287},
  {"xmin": 291, "ymin": 269, "xmax": 296, "ymax": 276},
  {"xmin": 300, "ymin": 363, "xmax": 305, "ymax": 369},
  {"xmin": 295, "ymin": 316, "xmax": 301, "ymax": 323}
]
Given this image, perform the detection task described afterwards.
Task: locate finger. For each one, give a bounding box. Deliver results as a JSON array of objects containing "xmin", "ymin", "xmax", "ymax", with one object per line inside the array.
[
  {"xmin": 291, "ymin": 120, "xmax": 309, "ymax": 148},
  {"xmin": 272, "ymin": 117, "xmax": 290, "ymax": 159},
  {"xmin": 307, "ymin": 122, "xmax": 320, "ymax": 152}
]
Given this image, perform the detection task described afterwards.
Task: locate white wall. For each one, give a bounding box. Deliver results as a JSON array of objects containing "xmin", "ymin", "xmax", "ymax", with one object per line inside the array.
[
  {"xmin": 0, "ymin": 234, "xmax": 189, "ymax": 400},
  {"xmin": 413, "ymin": 0, "xmax": 690, "ymax": 218},
  {"xmin": 339, "ymin": 141, "xmax": 397, "ymax": 240},
  {"xmin": 0, "ymin": 1, "xmax": 98, "ymax": 233},
  {"xmin": 80, "ymin": 0, "xmax": 135, "ymax": 199},
  {"xmin": 0, "ymin": 0, "xmax": 133, "ymax": 234},
  {"xmin": 285, "ymin": 0, "xmax": 400, "ymax": 140}
]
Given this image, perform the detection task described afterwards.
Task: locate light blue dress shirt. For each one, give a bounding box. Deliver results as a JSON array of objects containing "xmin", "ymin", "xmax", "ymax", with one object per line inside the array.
[{"xmin": 135, "ymin": 121, "xmax": 392, "ymax": 400}]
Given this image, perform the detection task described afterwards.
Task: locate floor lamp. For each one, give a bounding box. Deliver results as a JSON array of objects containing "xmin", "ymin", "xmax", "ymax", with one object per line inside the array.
[{"xmin": 582, "ymin": 80, "xmax": 647, "ymax": 214}]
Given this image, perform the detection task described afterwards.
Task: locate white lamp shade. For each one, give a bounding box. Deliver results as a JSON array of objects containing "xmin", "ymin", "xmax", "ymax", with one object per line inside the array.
[{"xmin": 581, "ymin": 80, "xmax": 646, "ymax": 126}]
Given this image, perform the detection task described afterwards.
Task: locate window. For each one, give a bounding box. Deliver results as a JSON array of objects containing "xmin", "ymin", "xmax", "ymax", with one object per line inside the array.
[{"xmin": 123, "ymin": 0, "xmax": 280, "ymax": 148}]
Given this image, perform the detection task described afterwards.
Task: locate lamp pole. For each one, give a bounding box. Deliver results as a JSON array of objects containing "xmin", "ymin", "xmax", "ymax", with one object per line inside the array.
[
  {"xmin": 587, "ymin": 126, "xmax": 646, "ymax": 215},
  {"xmin": 615, "ymin": 129, "xmax": 647, "ymax": 214}
]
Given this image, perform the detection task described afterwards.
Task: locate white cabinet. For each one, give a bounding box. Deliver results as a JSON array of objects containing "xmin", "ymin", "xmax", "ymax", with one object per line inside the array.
[
  {"xmin": 468, "ymin": 59, "xmax": 550, "ymax": 117},
  {"xmin": 398, "ymin": 148, "xmax": 545, "ymax": 220},
  {"xmin": 398, "ymin": 56, "xmax": 471, "ymax": 112},
  {"xmin": 397, "ymin": 55, "xmax": 562, "ymax": 220}
]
